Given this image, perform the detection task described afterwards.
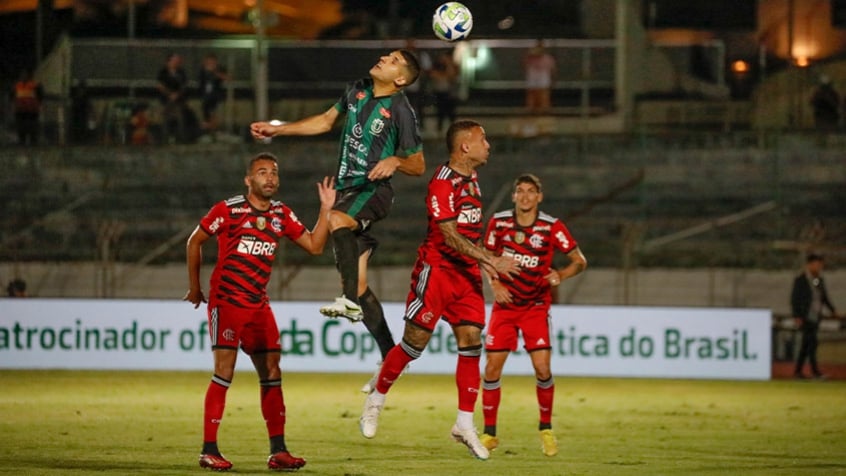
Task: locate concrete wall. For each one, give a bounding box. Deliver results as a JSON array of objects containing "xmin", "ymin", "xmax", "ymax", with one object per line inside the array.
[{"xmin": 3, "ymin": 262, "xmax": 843, "ymax": 317}]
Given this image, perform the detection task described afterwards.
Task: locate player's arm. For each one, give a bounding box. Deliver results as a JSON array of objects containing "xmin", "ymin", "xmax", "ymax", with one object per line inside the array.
[
  {"xmin": 184, "ymin": 225, "xmax": 211, "ymax": 308},
  {"xmin": 439, "ymin": 220, "xmax": 520, "ymax": 279},
  {"xmin": 547, "ymin": 246, "xmax": 587, "ymax": 287},
  {"xmin": 250, "ymin": 106, "xmax": 340, "ymax": 140},
  {"xmin": 292, "ymin": 176, "xmax": 336, "ymax": 255},
  {"xmin": 368, "ymin": 150, "xmax": 426, "ymax": 180}
]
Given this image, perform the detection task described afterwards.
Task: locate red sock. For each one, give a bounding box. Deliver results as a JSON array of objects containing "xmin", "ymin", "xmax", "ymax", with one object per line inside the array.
[
  {"xmin": 375, "ymin": 343, "xmax": 415, "ymax": 394},
  {"xmin": 260, "ymin": 379, "xmax": 286, "ymax": 438},
  {"xmin": 456, "ymin": 352, "xmax": 481, "ymax": 412},
  {"xmin": 537, "ymin": 377, "xmax": 554, "ymax": 426},
  {"xmin": 203, "ymin": 375, "xmax": 230, "ymax": 443},
  {"xmin": 482, "ymin": 379, "xmax": 501, "ymax": 428}
]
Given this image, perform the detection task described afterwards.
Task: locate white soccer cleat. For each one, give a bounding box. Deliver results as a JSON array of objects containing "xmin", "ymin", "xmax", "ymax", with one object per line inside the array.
[
  {"xmin": 320, "ymin": 296, "xmax": 363, "ymax": 322},
  {"xmin": 359, "ymin": 392, "xmax": 384, "ymax": 439},
  {"xmin": 450, "ymin": 425, "xmax": 490, "ymax": 460}
]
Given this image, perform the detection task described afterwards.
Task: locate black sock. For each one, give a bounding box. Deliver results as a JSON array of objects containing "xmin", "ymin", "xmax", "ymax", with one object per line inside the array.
[
  {"xmin": 360, "ymin": 287, "xmax": 394, "ymax": 359},
  {"xmin": 202, "ymin": 441, "xmax": 221, "ymax": 456},
  {"xmin": 270, "ymin": 434, "xmax": 287, "ymax": 454},
  {"xmin": 539, "ymin": 422, "xmax": 552, "ymax": 431},
  {"xmin": 332, "ymin": 228, "xmax": 360, "ymax": 304},
  {"xmin": 484, "ymin": 425, "xmax": 496, "ymax": 436}
]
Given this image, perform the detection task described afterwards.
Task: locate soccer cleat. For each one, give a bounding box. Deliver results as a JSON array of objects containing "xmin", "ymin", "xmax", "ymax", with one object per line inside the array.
[
  {"xmin": 540, "ymin": 429, "xmax": 558, "ymax": 456},
  {"xmin": 267, "ymin": 451, "xmax": 306, "ymax": 471},
  {"xmin": 479, "ymin": 433, "xmax": 499, "ymax": 451},
  {"xmin": 198, "ymin": 453, "xmax": 233, "ymax": 471},
  {"xmin": 359, "ymin": 391, "xmax": 384, "ymax": 438},
  {"xmin": 319, "ymin": 296, "xmax": 363, "ymax": 322},
  {"xmin": 450, "ymin": 425, "xmax": 490, "ymax": 460}
]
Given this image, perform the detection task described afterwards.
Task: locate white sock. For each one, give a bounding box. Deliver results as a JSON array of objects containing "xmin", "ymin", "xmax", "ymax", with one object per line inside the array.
[
  {"xmin": 368, "ymin": 390, "xmax": 386, "ymax": 406},
  {"xmin": 456, "ymin": 410, "xmax": 474, "ymax": 430}
]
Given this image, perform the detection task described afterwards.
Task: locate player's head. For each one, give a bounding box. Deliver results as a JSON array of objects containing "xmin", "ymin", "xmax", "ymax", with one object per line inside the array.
[
  {"xmin": 446, "ymin": 120, "xmax": 489, "ymax": 166},
  {"xmin": 245, "ymin": 152, "xmax": 280, "ymax": 199},
  {"xmin": 512, "ymin": 173, "xmax": 543, "ymax": 211},
  {"xmin": 806, "ymin": 252, "xmax": 825, "ymax": 276},
  {"xmin": 370, "ymin": 50, "xmax": 420, "ymax": 89}
]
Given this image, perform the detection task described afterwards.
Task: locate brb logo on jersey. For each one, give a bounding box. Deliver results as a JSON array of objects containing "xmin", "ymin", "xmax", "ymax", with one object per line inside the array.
[
  {"xmin": 457, "ymin": 205, "xmax": 482, "ymax": 224},
  {"xmin": 504, "ymin": 250, "xmax": 540, "ymax": 268},
  {"xmin": 237, "ymin": 236, "xmax": 276, "ymax": 257}
]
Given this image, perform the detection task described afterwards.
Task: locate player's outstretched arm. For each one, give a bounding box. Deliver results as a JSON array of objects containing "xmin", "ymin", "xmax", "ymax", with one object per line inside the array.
[
  {"xmin": 250, "ymin": 106, "xmax": 340, "ymax": 140},
  {"xmin": 439, "ymin": 220, "xmax": 520, "ymax": 279},
  {"xmin": 367, "ymin": 151, "xmax": 425, "ymax": 181},
  {"xmin": 184, "ymin": 225, "xmax": 210, "ymax": 308},
  {"xmin": 293, "ymin": 176, "xmax": 336, "ymax": 255}
]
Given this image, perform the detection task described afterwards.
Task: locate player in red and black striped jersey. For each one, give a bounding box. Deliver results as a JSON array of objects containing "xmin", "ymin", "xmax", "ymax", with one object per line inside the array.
[
  {"xmin": 479, "ymin": 173, "xmax": 587, "ymax": 457},
  {"xmin": 184, "ymin": 152, "xmax": 335, "ymax": 471},
  {"xmin": 250, "ymin": 51, "xmax": 425, "ymax": 391},
  {"xmin": 358, "ymin": 121, "xmax": 520, "ymax": 460}
]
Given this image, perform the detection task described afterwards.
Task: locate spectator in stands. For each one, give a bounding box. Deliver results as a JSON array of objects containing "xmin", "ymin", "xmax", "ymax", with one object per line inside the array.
[
  {"xmin": 198, "ymin": 53, "xmax": 229, "ymax": 139},
  {"xmin": 430, "ymin": 51, "xmax": 460, "ymax": 133},
  {"xmin": 523, "ymin": 40, "xmax": 556, "ymax": 114},
  {"xmin": 250, "ymin": 50, "xmax": 425, "ymax": 394},
  {"xmin": 184, "ymin": 152, "xmax": 335, "ymax": 471},
  {"xmin": 129, "ymin": 103, "xmax": 151, "ymax": 145},
  {"xmin": 810, "ymin": 75, "xmax": 840, "ymax": 131},
  {"xmin": 9, "ymin": 68, "xmax": 44, "ymax": 146},
  {"xmin": 7, "ymin": 278, "xmax": 27, "ymax": 297},
  {"xmin": 403, "ymin": 39, "xmax": 432, "ymax": 129},
  {"xmin": 71, "ymin": 79, "xmax": 96, "ymax": 144},
  {"xmin": 791, "ymin": 253, "xmax": 839, "ymax": 379},
  {"xmin": 156, "ymin": 52, "xmax": 193, "ymax": 143}
]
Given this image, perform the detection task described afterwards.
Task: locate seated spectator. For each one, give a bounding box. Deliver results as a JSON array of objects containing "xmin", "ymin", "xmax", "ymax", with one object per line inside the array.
[{"xmin": 7, "ymin": 278, "xmax": 27, "ymax": 297}]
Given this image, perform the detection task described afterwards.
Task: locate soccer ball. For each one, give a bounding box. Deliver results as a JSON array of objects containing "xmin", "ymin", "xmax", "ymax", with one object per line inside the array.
[{"xmin": 432, "ymin": 2, "xmax": 473, "ymax": 42}]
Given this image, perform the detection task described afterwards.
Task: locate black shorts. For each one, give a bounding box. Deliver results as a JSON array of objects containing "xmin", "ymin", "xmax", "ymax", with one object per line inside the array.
[{"xmin": 333, "ymin": 181, "xmax": 394, "ymax": 255}]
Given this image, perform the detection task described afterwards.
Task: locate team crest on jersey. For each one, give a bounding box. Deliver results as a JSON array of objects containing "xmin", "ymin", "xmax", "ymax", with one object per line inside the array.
[
  {"xmin": 222, "ymin": 329, "xmax": 236, "ymax": 341},
  {"xmin": 421, "ymin": 312, "xmax": 434, "ymax": 324},
  {"xmin": 271, "ymin": 217, "xmax": 282, "ymax": 233},
  {"xmin": 256, "ymin": 216, "xmax": 266, "ymax": 230},
  {"xmin": 379, "ymin": 106, "xmax": 391, "ymax": 118},
  {"xmin": 515, "ymin": 231, "xmax": 525, "ymax": 244},
  {"xmin": 370, "ymin": 118, "xmax": 385, "ymax": 135},
  {"xmin": 529, "ymin": 233, "xmax": 544, "ymax": 249}
]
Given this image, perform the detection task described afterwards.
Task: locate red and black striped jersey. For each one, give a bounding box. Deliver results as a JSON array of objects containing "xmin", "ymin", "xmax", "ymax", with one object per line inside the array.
[
  {"xmin": 199, "ymin": 195, "xmax": 306, "ymax": 308},
  {"xmin": 417, "ymin": 163, "xmax": 484, "ymax": 268},
  {"xmin": 484, "ymin": 210, "xmax": 578, "ymax": 305}
]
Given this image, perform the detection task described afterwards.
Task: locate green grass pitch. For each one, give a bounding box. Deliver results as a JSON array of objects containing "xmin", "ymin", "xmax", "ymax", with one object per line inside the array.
[{"xmin": 0, "ymin": 370, "xmax": 844, "ymax": 475}]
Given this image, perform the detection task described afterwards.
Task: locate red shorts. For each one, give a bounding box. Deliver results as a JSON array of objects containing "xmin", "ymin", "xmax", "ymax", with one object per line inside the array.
[
  {"xmin": 404, "ymin": 260, "xmax": 486, "ymax": 331},
  {"xmin": 207, "ymin": 298, "xmax": 281, "ymax": 354},
  {"xmin": 484, "ymin": 302, "xmax": 551, "ymax": 352}
]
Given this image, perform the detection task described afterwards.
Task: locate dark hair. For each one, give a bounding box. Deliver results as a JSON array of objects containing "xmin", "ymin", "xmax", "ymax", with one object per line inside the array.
[
  {"xmin": 247, "ymin": 152, "xmax": 279, "ymax": 173},
  {"xmin": 806, "ymin": 252, "xmax": 825, "ymax": 263},
  {"xmin": 446, "ymin": 120, "xmax": 482, "ymax": 153},
  {"xmin": 398, "ymin": 49, "xmax": 421, "ymax": 87},
  {"xmin": 7, "ymin": 278, "xmax": 26, "ymax": 297},
  {"xmin": 513, "ymin": 173, "xmax": 543, "ymax": 193}
]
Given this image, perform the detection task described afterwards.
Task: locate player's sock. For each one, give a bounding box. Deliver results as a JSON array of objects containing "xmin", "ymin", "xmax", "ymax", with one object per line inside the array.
[
  {"xmin": 269, "ymin": 434, "xmax": 287, "ymax": 454},
  {"xmin": 456, "ymin": 345, "xmax": 482, "ymax": 413},
  {"xmin": 359, "ymin": 287, "xmax": 394, "ymax": 359},
  {"xmin": 375, "ymin": 339, "xmax": 421, "ymax": 394},
  {"xmin": 260, "ymin": 378, "xmax": 286, "ymax": 439},
  {"xmin": 203, "ymin": 374, "xmax": 230, "ymax": 444},
  {"xmin": 482, "ymin": 378, "xmax": 501, "ymax": 431},
  {"xmin": 202, "ymin": 441, "xmax": 222, "ymax": 456},
  {"xmin": 537, "ymin": 376, "xmax": 554, "ymax": 429},
  {"xmin": 456, "ymin": 409, "xmax": 474, "ymax": 429},
  {"xmin": 331, "ymin": 228, "xmax": 360, "ymax": 304}
]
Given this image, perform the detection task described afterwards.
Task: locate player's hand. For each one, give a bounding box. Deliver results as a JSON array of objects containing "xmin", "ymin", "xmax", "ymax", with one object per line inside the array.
[
  {"xmin": 183, "ymin": 288, "xmax": 207, "ymax": 309},
  {"xmin": 317, "ymin": 176, "xmax": 336, "ymax": 208},
  {"xmin": 367, "ymin": 157, "xmax": 399, "ymax": 181},
  {"xmin": 250, "ymin": 121, "xmax": 275, "ymax": 140},
  {"xmin": 491, "ymin": 255, "xmax": 520, "ymax": 279},
  {"xmin": 491, "ymin": 280, "xmax": 513, "ymax": 304},
  {"xmin": 545, "ymin": 271, "xmax": 561, "ymax": 287}
]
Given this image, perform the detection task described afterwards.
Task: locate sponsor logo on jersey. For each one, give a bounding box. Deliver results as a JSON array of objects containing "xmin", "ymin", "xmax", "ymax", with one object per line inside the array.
[
  {"xmin": 431, "ymin": 195, "xmax": 442, "ymax": 217},
  {"xmin": 237, "ymin": 237, "xmax": 277, "ymax": 256},
  {"xmin": 504, "ymin": 250, "xmax": 540, "ymax": 268},
  {"xmin": 457, "ymin": 206, "xmax": 482, "ymax": 224},
  {"xmin": 379, "ymin": 107, "xmax": 391, "ymax": 118},
  {"xmin": 495, "ymin": 220, "xmax": 514, "ymax": 228},
  {"xmin": 208, "ymin": 217, "xmax": 224, "ymax": 233},
  {"xmin": 356, "ymin": 91, "xmax": 366, "ymax": 100},
  {"xmin": 533, "ymin": 224, "xmax": 551, "ymax": 232},
  {"xmin": 370, "ymin": 118, "xmax": 385, "ymax": 135},
  {"xmin": 256, "ymin": 216, "xmax": 266, "ymax": 230},
  {"xmin": 352, "ymin": 123, "xmax": 364, "ymax": 138},
  {"xmin": 536, "ymin": 338, "xmax": 547, "ymax": 346},
  {"xmin": 231, "ymin": 207, "xmax": 252, "ymax": 214},
  {"xmin": 555, "ymin": 230, "xmax": 570, "ymax": 248}
]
